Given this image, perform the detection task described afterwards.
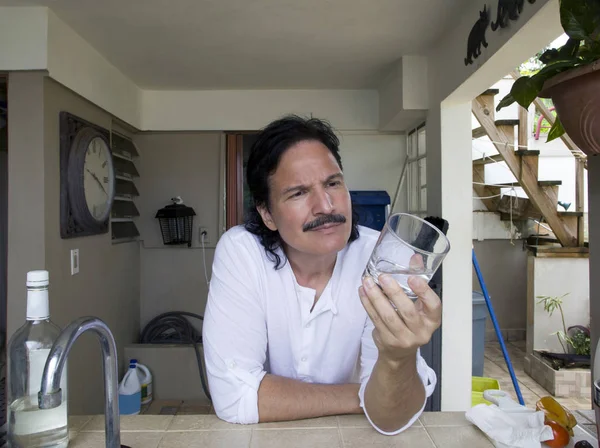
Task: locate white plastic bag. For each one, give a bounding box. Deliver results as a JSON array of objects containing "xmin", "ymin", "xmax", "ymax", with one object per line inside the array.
[{"xmin": 465, "ymin": 404, "xmax": 554, "ymax": 448}]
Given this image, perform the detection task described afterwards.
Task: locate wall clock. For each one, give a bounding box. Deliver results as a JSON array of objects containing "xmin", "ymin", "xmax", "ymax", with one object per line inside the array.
[{"xmin": 60, "ymin": 112, "xmax": 115, "ymax": 238}]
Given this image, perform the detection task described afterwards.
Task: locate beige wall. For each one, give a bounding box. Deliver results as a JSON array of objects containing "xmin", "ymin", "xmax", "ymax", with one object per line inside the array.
[
  {"xmin": 339, "ymin": 132, "xmax": 407, "ymax": 212},
  {"xmin": 472, "ymin": 240, "xmax": 527, "ymax": 340},
  {"xmin": 7, "ymin": 73, "xmax": 140, "ymax": 415},
  {"xmin": 527, "ymin": 256, "xmax": 590, "ymax": 354},
  {"xmin": 134, "ymin": 133, "xmax": 222, "ymax": 328}
]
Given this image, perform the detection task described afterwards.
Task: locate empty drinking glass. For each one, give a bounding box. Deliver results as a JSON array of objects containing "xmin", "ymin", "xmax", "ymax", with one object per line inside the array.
[{"xmin": 363, "ymin": 213, "xmax": 450, "ymax": 299}]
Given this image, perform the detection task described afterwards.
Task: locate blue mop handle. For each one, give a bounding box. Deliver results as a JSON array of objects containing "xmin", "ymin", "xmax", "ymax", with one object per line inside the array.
[{"xmin": 472, "ymin": 248, "xmax": 525, "ymax": 406}]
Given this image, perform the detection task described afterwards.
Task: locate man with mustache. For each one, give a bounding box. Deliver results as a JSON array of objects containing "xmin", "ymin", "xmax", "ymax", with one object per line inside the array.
[{"xmin": 202, "ymin": 115, "xmax": 442, "ymax": 434}]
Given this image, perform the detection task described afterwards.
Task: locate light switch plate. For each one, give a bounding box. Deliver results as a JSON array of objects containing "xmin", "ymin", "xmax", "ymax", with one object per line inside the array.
[{"xmin": 70, "ymin": 249, "xmax": 79, "ymax": 275}]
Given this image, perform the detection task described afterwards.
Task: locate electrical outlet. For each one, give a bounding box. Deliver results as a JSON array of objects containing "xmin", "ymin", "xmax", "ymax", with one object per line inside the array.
[
  {"xmin": 199, "ymin": 227, "xmax": 209, "ymax": 245},
  {"xmin": 70, "ymin": 249, "xmax": 79, "ymax": 275}
]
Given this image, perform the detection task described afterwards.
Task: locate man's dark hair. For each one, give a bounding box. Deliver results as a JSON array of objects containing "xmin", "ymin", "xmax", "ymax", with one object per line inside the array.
[{"xmin": 244, "ymin": 115, "xmax": 359, "ymax": 269}]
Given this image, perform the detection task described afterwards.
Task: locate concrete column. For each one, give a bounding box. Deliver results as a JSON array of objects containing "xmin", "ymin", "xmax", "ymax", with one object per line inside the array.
[{"xmin": 428, "ymin": 101, "xmax": 473, "ymax": 411}]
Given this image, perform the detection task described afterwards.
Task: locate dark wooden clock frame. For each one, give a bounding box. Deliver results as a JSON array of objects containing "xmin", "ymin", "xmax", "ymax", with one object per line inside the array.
[{"xmin": 59, "ymin": 111, "xmax": 112, "ymax": 239}]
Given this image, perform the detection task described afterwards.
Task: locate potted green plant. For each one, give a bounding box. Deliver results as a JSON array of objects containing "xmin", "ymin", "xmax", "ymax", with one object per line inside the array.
[
  {"xmin": 536, "ymin": 293, "xmax": 591, "ymax": 370},
  {"xmin": 497, "ymin": 0, "xmax": 600, "ymax": 155}
]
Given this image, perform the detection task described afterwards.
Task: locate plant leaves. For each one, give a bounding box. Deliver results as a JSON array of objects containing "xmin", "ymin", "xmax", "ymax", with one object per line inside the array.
[
  {"xmin": 540, "ymin": 48, "xmax": 561, "ymax": 64},
  {"xmin": 496, "ymin": 93, "xmax": 516, "ymax": 112},
  {"xmin": 578, "ymin": 41, "xmax": 600, "ymax": 63},
  {"xmin": 560, "ymin": 0, "xmax": 600, "ymax": 40},
  {"xmin": 558, "ymin": 37, "xmax": 581, "ymax": 59},
  {"xmin": 547, "ymin": 116, "xmax": 566, "ymax": 142},
  {"xmin": 510, "ymin": 76, "xmax": 544, "ymax": 109},
  {"xmin": 536, "ymin": 60, "xmax": 583, "ymax": 79}
]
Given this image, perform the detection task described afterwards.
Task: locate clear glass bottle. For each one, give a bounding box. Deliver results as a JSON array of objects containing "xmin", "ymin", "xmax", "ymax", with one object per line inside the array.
[{"xmin": 7, "ymin": 270, "xmax": 68, "ymax": 448}]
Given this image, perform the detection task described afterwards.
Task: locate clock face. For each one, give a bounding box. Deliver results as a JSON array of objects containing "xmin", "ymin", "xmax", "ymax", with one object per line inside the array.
[{"xmin": 83, "ymin": 137, "xmax": 114, "ymax": 222}]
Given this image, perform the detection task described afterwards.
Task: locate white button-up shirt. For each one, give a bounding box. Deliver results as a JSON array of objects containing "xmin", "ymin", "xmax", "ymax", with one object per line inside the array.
[{"xmin": 202, "ymin": 225, "xmax": 436, "ymax": 435}]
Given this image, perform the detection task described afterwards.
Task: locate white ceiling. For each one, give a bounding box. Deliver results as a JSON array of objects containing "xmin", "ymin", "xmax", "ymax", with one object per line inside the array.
[{"xmin": 1, "ymin": 0, "xmax": 470, "ymax": 89}]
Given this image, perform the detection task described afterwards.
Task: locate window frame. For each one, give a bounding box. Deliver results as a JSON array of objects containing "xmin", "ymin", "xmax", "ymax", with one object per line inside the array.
[{"xmin": 407, "ymin": 123, "xmax": 427, "ymax": 217}]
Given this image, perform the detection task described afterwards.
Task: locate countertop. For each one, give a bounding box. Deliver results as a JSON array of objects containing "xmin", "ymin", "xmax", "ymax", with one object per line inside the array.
[{"xmin": 67, "ymin": 412, "xmax": 599, "ymax": 448}]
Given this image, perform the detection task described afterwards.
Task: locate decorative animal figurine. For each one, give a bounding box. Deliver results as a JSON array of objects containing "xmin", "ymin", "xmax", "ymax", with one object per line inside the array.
[
  {"xmin": 491, "ymin": 0, "xmax": 536, "ymax": 31},
  {"xmin": 465, "ymin": 5, "xmax": 490, "ymax": 66}
]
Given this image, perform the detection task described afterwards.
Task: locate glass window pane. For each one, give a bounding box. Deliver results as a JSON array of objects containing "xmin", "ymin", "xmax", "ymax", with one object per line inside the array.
[
  {"xmin": 418, "ymin": 128, "xmax": 426, "ymax": 156},
  {"xmin": 406, "ymin": 162, "xmax": 413, "ymax": 210},
  {"xmin": 410, "ymin": 132, "xmax": 418, "ymax": 158},
  {"xmin": 407, "ymin": 134, "xmax": 412, "ymax": 158},
  {"xmin": 420, "ymin": 186, "xmax": 427, "ymax": 212},
  {"xmin": 419, "ymin": 159, "xmax": 427, "ymax": 187},
  {"xmin": 409, "ymin": 163, "xmax": 419, "ymax": 211}
]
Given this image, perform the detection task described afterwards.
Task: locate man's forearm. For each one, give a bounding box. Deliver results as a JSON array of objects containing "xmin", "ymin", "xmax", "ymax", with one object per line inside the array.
[
  {"xmin": 257, "ymin": 374, "xmax": 362, "ymax": 422},
  {"xmin": 364, "ymin": 352, "xmax": 425, "ymax": 433}
]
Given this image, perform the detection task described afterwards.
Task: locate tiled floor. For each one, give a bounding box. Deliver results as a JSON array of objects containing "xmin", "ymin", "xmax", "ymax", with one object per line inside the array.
[{"xmin": 484, "ymin": 339, "xmax": 597, "ymax": 435}]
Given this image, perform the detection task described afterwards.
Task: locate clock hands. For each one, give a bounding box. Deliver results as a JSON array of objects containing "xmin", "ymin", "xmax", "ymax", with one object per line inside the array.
[{"xmin": 86, "ymin": 168, "xmax": 108, "ymax": 196}]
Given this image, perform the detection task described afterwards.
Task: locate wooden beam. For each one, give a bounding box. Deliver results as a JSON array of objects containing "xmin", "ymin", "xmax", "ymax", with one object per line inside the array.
[
  {"xmin": 518, "ymin": 106, "xmax": 528, "ymax": 149},
  {"xmin": 519, "ymin": 151, "xmax": 539, "ymax": 182},
  {"xmin": 472, "ymin": 96, "xmax": 578, "ymax": 246},
  {"xmin": 556, "ymin": 214, "xmax": 579, "ymax": 240},
  {"xmin": 474, "ymin": 93, "xmax": 495, "ymax": 122}
]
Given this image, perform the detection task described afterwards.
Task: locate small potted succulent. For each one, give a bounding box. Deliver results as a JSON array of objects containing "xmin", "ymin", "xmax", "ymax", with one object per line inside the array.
[{"xmin": 497, "ymin": 0, "xmax": 600, "ymax": 155}]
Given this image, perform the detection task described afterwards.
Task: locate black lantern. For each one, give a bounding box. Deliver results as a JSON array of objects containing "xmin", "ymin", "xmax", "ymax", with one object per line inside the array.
[{"xmin": 155, "ymin": 198, "xmax": 196, "ymax": 247}]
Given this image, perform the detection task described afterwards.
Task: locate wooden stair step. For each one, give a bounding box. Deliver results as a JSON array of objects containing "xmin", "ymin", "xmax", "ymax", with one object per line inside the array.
[
  {"xmin": 472, "ymin": 150, "xmax": 540, "ymax": 166},
  {"xmin": 495, "ymin": 119, "xmax": 520, "ymax": 127},
  {"xmin": 527, "ymin": 245, "xmax": 589, "ymax": 258},
  {"xmin": 472, "ymin": 127, "xmax": 486, "ymax": 139},
  {"xmin": 472, "ymin": 89, "xmax": 578, "ymax": 247},
  {"xmin": 472, "ymin": 154, "xmax": 504, "ymax": 165},
  {"xmin": 558, "ymin": 211, "xmax": 583, "ymax": 217},
  {"xmin": 473, "ymin": 120, "xmax": 522, "ymax": 139},
  {"xmin": 538, "ymin": 180, "xmax": 562, "ymax": 187},
  {"xmin": 500, "ymin": 213, "xmax": 535, "ymax": 222},
  {"xmin": 497, "ymin": 195, "xmax": 533, "ymax": 217},
  {"xmin": 491, "ymin": 180, "xmax": 562, "ymax": 188},
  {"xmin": 515, "ymin": 150, "xmax": 540, "ymax": 157},
  {"xmin": 527, "ymin": 235, "xmax": 559, "ymax": 246},
  {"xmin": 481, "ymin": 88, "xmax": 500, "ymax": 96},
  {"xmin": 497, "ymin": 196, "xmax": 543, "ymax": 221}
]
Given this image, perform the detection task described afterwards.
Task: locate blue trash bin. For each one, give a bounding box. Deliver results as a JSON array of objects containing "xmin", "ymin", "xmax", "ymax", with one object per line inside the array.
[
  {"xmin": 350, "ymin": 190, "xmax": 391, "ymax": 231},
  {"xmin": 472, "ymin": 291, "xmax": 487, "ymax": 377}
]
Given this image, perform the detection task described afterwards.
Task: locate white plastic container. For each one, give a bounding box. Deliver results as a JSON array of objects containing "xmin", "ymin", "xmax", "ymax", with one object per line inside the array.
[
  {"xmin": 131, "ymin": 359, "xmax": 153, "ymax": 405},
  {"xmin": 118, "ymin": 362, "xmax": 141, "ymax": 415}
]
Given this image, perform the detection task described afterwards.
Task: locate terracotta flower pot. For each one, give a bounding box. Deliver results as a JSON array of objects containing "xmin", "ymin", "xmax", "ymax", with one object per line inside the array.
[{"xmin": 539, "ymin": 62, "xmax": 600, "ymax": 156}]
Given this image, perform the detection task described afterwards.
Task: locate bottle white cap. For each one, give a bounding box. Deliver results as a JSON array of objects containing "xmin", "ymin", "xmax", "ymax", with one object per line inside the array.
[
  {"xmin": 26, "ymin": 270, "xmax": 49, "ymax": 288},
  {"xmin": 26, "ymin": 270, "xmax": 50, "ymax": 320}
]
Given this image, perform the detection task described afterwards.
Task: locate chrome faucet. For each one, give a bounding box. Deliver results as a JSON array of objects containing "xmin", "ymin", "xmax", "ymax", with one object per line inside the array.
[{"xmin": 38, "ymin": 317, "xmax": 128, "ymax": 448}]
